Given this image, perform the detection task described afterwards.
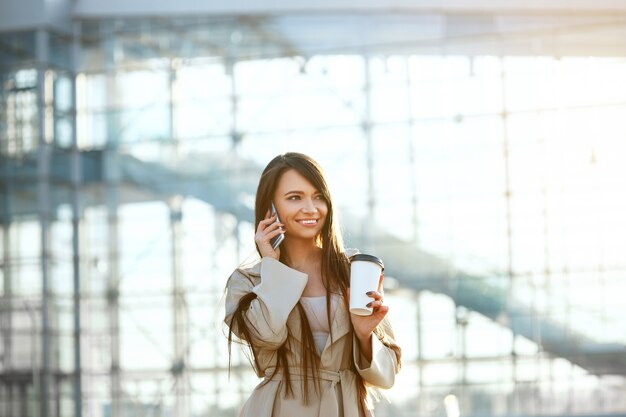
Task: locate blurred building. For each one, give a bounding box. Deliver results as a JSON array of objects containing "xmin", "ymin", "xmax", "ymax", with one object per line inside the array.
[{"xmin": 1, "ymin": 1, "xmax": 626, "ymax": 417}]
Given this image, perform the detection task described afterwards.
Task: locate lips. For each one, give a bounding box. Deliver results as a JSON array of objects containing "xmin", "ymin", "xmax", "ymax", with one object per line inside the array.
[{"xmin": 297, "ymin": 219, "xmax": 318, "ymax": 226}]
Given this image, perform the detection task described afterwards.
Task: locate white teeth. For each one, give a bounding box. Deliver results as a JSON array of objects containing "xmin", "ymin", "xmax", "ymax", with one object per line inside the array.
[{"xmin": 300, "ymin": 220, "xmax": 316, "ymax": 225}]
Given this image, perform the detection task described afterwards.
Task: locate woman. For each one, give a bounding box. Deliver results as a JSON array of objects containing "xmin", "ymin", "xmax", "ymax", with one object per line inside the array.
[{"xmin": 225, "ymin": 152, "xmax": 401, "ymax": 417}]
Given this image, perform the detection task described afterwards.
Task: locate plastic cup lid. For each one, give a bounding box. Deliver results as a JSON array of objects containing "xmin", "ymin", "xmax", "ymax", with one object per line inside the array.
[{"xmin": 349, "ymin": 253, "xmax": 384, "ymax": 270}]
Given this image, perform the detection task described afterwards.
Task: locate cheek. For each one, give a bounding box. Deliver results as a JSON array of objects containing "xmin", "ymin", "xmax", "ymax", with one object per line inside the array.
[{"xmin": 319, "ymin": 205, "xmax": 329, "ymax": 220}]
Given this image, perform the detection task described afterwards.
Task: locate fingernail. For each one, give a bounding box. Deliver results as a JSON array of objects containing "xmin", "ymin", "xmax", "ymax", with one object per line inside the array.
[
  {"xmin": 366, "ymin": 302, "xmax": 373, "ymax": 308},
  {"xmin": 366, "ymin": 291, "xmax": 373, "ymax": 296}
]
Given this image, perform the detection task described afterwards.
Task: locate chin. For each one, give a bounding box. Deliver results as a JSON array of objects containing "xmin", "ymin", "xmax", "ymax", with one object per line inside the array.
[{"xmin": 291, "ymin": 232, "xmax": 321, "ymax": 241}]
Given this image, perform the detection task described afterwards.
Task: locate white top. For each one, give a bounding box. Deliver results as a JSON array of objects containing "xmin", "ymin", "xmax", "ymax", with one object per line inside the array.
[{"xmin": 300, "ymin": 294, "xmax": 340, "ymax": 354}]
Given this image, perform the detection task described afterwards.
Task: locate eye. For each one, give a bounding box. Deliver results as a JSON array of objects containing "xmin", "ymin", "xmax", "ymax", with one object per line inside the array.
[
  {"xmin": 287, "ymin": 195, "xmax": 301, "ymax": 200},
  {"xmin": 314, "ymin": 194, "xmax": 325, "ymax": 201}
]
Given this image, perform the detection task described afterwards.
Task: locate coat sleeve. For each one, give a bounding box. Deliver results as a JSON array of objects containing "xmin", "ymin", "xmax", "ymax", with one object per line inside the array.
[
  {"xmin": 352, "ymin": 317, "xmax": 401, "ymax": 389},
  {"xmin": 224, "ymin": 257, "xmax": 308, "ymax": 349}
]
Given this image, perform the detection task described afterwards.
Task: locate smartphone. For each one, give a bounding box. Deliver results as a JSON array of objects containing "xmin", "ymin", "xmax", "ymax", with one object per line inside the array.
[{"xmin": 269, "ymin": 202, "xmax": 284, "ymax": 249}]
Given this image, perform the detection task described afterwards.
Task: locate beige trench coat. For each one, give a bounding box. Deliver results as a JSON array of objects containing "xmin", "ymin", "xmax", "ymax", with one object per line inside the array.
[{"xmin": 224, "ymin": 255, "xmax": 400, "ymax": 417}]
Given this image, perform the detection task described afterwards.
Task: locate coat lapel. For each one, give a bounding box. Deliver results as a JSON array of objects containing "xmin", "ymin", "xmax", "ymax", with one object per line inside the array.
[
  {"xmin": 320, "ymin": 294, "xmax": 352, "ymax": 358},
  {"xmin": 326, "ymin": 248, "xmax": 357, "ymax": 349}
]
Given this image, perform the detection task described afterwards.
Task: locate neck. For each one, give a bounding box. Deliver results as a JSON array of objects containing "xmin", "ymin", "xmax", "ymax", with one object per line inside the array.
[{"xmin": 283, "ymin": 238, "xmax": 322, "ymax": 269}]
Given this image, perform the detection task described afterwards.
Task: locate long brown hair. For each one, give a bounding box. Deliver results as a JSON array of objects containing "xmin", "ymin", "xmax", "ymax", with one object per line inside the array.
[
  {"xmin": 253, "ymin": 153, "xmax": 347, "ymax": 288},
  {"xmin": 227, "ymin": 152, "xmax": 368, "ymax": 411}
]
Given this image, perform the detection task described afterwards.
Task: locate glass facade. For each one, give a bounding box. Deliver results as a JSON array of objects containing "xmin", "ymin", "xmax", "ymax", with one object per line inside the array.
[{"xmin": 1, "ymin": 16, "xmax": 626, "ymax": 417}]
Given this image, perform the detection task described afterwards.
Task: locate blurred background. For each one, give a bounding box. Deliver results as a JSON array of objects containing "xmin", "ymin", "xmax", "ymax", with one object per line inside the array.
[{"xmin": 1, "ymin": 1, "xmax": 626, "ymax": 417}]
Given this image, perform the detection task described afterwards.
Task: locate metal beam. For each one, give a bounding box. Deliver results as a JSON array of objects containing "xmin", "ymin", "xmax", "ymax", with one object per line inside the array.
[
  {"xmin": 70, "ymin": 20, "xmax": 83, "ymax": 417},
  {"xmin": 72, "ymin": 0, "xmax": 626, "ymax": 17},
  {"xmin": 103, "ymin": 19, "xmax": 122, "ymax": 417},
  {"xmin": 36, "ymin": 27, "xmax": 52, "ymax": 417}
]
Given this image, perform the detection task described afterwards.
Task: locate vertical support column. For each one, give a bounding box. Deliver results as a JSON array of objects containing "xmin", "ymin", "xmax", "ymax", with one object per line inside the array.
[
  {"xmin": 170, "ymin": 196, "xmax": 189, "ymax": 417},
  {"xmin": 70, "ymin": 20, "xmax": 84, "ymax": 417},
  {"xmin": 405, "ymin": 56, "xmax": 419, "ymax": 245},
  {"xmin": 415, "ymin": 292, "xmax": 425, "ymax": 416},
  {"xmin": 105, "ymin": 150, "xmax": 121, "ymax": 417},
  {"xmin": 0, "ymin": 106, "xmax": 12, "ymax": 415},
  {"xmin": 211, "ymin": 213, "xmax": 222, "ymax": 408},
  {"xmin": 6, "ymin": 386, "xmax": 13, "ymax": 417},
  {"xmin": 362, "ymin": 55, "xmax": 375, "ymax": 248},
  {"xmin": 54, "ymin": 376, "xmax": 61, "ymax": 417},
  {"xmin": 103, "ymin": 20, "xmax": 122, "ymax": 417},
  {"xmin": 456, "ymin": 307, "xmax": 469, "ymax": 412},
  {"xmin": 36, "ymin": 28, "xmax": 53, "ymax": 417},
  {"xmin": 499, "ymin": 57, "xmax": 517, "ymax": 415},
  {"xmin": 167, "ymin": 53, "xmax": 190, "ymax": 417},
  {"xmin": 28, "ymin": 298, "xmax": 39, "ymax": 417},
  {"xmin": 226, "ymin": 53, "xmax": 247, "ymax": 406},
  {"xmin": 0, "ymin": 385, "xmax": 3, "ymax": 417},
  {"xmin": 19, "ymin": 384, "xmax": 27, "ymax": 417},
  {"xmin": 536, "ymin": 105, "xmax": 551, "ymax": 416},
  {"xmin": 168, "ymin": 59, "xmax": 180, "ymax": 161},
  {"xmin": 228, "ymin": 33, "xmax": 241, "ymax": 151},
  {"xmin": 549, "ymin": 57, "xmax": 561, "ymax": 414}
]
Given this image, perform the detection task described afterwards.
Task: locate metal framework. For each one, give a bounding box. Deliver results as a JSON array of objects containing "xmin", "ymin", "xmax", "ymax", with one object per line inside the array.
[{"xmin": 2, "ymin": 8, "xmax": 626, "ymax": 417}]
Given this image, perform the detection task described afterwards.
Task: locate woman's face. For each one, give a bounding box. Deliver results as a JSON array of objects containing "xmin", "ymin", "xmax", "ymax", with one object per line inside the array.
[{"xmin": 273, "ymin": 169, "xmax": 328, "ymax": 242}]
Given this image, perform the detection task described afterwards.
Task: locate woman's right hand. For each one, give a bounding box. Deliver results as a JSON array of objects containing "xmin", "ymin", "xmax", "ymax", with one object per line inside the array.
[{"xmin": 255, "ymin": 210, "xmax": 284, "ymax": 260}]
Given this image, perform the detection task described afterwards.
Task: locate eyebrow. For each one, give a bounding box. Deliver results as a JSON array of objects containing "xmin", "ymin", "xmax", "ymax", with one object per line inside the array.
[{"xmin": 283, "ymin": 190, "xmax": 320, "ymax": 196}]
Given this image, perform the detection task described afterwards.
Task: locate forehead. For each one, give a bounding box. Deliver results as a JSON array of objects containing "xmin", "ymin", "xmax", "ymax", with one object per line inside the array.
[{"xmin": 275, "ymin": 169, "xmax": 318, "ymax": 193}]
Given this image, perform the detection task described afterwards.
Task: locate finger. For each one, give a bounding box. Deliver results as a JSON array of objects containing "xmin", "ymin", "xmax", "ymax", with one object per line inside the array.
[
  {"xmin": 255, "ymin": 223, "xmax": 283, "ymax": 239},
  {"xmin": 371, "ymin": 304, "xmax": 389, "ymax": 317},
  {"xmin": 378, "ymin": 273, "xmax": 384, "ymax": 291},
  {"xmin": 256, "ymin": 227, "xmax": 283, "ymax": 243},
  {"xmin": 261, "ymin": 214, "xmax": 277, "ymax": 225},
  {"xmin": 263, "ymin": 221, "xmax": 283, "ymax": 233},
  {"xmin": 264, "ymin": 228, "xmax": 284, "ymax": 240},
  {"xmin": 257, "ymin": 215, "xmax": 277, "ymax": 231},
  {"xmin": 375, "ymin": 305, "xmax": 389, "ymax": 316},
  {"xmin": 365, "ymin": 291, "xmax": 382, "ymax": 301},
  {"xmin": 258, "ymin": 218, "xmax": 275, "ymax": 230},
  {"xmin": 366, "ymin": 299, "xmax": 385, "ymax": 309}
]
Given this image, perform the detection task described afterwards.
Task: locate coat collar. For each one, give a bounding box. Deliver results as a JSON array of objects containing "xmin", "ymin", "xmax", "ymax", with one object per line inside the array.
[{"xmin": 244, "ymin": 250, "xmax": 358, "ymax": 352}]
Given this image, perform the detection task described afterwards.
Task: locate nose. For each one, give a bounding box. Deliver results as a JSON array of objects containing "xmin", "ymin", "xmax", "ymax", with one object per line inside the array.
[{"xmin": 301, "ymin": 198, "xmax": 318, "ymax": 213}]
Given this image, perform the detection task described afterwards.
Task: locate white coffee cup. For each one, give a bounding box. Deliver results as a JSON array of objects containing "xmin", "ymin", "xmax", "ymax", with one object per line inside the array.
[{"xmin": 349, "ymin": 254, "xmax": 384, "ymax": 316}]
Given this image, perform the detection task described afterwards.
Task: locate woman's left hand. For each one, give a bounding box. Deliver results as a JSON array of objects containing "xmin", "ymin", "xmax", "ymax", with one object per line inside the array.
[{"xmin": 349, "ymin": 273, "xmax": 388, "ymax": 344}]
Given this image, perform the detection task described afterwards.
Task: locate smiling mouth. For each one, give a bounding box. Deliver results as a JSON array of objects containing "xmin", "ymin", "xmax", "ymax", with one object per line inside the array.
[{"xmin": 297, "ymin": 219, "xmax": 318, "ymax": 225}]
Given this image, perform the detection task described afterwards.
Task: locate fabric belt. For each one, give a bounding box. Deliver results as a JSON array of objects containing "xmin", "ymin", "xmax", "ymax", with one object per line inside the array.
[{"xmin": 263, "ymin": 367, "xmax": 361, "ymax": 417}]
